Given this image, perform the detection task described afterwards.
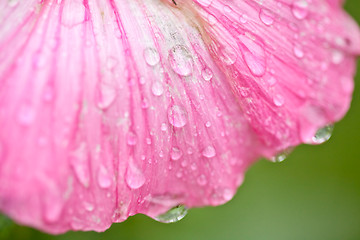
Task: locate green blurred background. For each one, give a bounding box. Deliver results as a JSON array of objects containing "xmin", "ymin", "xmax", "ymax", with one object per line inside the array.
[{"xmin": 1, "ymin": 1, "xmax": 360, "ymax": 239}]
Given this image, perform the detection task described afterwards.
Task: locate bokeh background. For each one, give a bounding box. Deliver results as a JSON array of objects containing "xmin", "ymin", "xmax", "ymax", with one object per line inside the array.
[{"xmin": 1, "ymin": 1, "xmax": 360, "ymax": 239}]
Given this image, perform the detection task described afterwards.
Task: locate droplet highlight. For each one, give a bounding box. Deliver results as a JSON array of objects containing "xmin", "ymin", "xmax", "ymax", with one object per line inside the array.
[{"xmin": 155, "ymin": 205, "xmax": 188, "ymax": 223}]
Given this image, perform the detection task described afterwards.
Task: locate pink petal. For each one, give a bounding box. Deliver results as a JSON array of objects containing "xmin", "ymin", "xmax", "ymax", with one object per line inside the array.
[{"xmin": 0, "ymin": 0, "xmax": 358, "ymax": 234}]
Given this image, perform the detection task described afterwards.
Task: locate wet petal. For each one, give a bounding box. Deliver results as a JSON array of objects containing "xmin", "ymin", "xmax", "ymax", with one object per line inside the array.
[{"xmin": 0, "ymin": 0, "xmax": 358, "ymax": 234}]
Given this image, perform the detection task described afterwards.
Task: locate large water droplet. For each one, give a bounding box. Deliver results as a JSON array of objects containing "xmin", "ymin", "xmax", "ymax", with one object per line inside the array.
[
  {"xmin": 167, "ymin": 105, "xmax": 188, "ymax": 128},
  {"xmin": 127, "ymin": 131, "xmax": 137, "ymax": 146},
  {"xmin": 259, "ymin": 9, "xmax": 274, "ymax": 26},
  {"xmin": 70, "ymin": 143, "xmax": 90, "ymax": 187},
  {"xmin": 155, "ymin": 205, "xmax": 188, "ymax": 223},
  {"xmin": 170, "ymin": 147, "xmax": 183, "ymax": 161},
  {"xmin": 202, "ymin": 145, "xmax": 216, "ymax": 158},
  {"xmin": 312, "ymin": 125, "xmax": 333, "ymax": 144},
  {"xmin": 151, "ymin": 81, "xmax": 164, "ymax": 96},
  {"xmin": 97, "ymin": 165, "xmax": 112, "ymax": 188},
  {"xmin": 125, "ymin": 161, "xmax": 145, "ymax": 189},
  {"xmin": 168, "ymin": 45, "xmax": 193, "ymax": 76},
  {"xmin": 292, "ymin": 0, "xmax": 309, "ymax": 20},
  {"xmin": 144, "ymin": 47, "xmax": 160, "ymax": 66},
  {"xmin": 238, "ymin": 35, "xmax": 266, "ymax": 77}
]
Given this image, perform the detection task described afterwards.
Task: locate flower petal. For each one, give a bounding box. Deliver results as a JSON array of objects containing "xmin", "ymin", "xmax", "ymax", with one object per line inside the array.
[{"xmin": 0, "ymin": 0, "xmax": 358, "ymax": 234}]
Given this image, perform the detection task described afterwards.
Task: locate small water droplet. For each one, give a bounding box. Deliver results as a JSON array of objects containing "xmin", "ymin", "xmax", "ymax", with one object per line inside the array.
[
  {"xmin": 196, "ymin": 0, "xmax": 212, "ymax": 7},
  {"xmin": 125, "ymin": 161, "xmax": 145, "ymax": 189},
  {"xmin": 273, "ymin": 94, "xmax": 285, "ymax": 107},
  {"xmin": 70, "ymin": 143, "xmax": 91, "ymax": 187},
  {"xmin": 271, "ymin": 148, "xmax": 292, "ymax": 163},
  {"xmin": 168, "ymin": 105, "xmax": 188, "ymax": 128},
  {"xmin": 201, "ymin": 67, "xmax": 213, "ymax": 81},
  {"xmin": 170, "ymin": 147, "xmax": 183, "ymax": 161},
  {"xmin": 259, "ymin": 9, "xmax": 274, "ymax": 26},
  {"xmin": 161, "ymin": 123, "xmax": 168, "ymax": 132},
  {"xmin": 331, "ymin": 50, "xmax": 344, "ymax": 64},
  {"xmin": 292, "ymin": 0, "xmax": 308, "ymax": 20},
  {"xmin": 220, "ymin": 46, "xmax": 237, "ymax": 65},
  {"xmin": 152, "ymin": 81, "xmax": 164, "ymax": 96},
  {"xmin": 197, "ymin": 174, "xmax": 207, "ymax": 186},
  {"xmin": 202, "ymin": 145, "xmax": 216, "ymax": 158},
  {"xmin": 293, "ymin": 45, "xmax": 304, "ymax": 58},
  {"xmin": 97, "ymin": 165, "xmax": 112, "ymax": 188},
  {"xmin": 144, "ymin": 47, "xmax": 160, "ymax": 66},
  {"xmin": 312, "ymin": 125, "xmax": 333, "ymax": 144},
  {"xmin": 84, "ymin": 202, "xmax": 94, "ymax": 212},
  {"xmin": 205, "ymin": 121, "xmax": 212, "ymax": 128},
  {"xmin": 127, "ymin": 131, "xmax": 137, "ymax": 146},
  {"xmin": 238, "ymin": 35, "xmax": 266, "ymax": 77},
  {"xmin": 155, "ymin": 205, "xmax": 188, "ymax": 223},
  {"xmin": 168, "ymin": 45, "xmax": 193, "ymax": 76},
  {"xmin": 96, "ymin": 83, "xmax": 116, "ymax": 110}
]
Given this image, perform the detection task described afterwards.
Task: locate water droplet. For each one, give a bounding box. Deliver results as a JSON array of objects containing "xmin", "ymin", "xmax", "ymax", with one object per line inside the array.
[
  {"xmin": 146, "ymin": 137, "xmax": 152, "ymax": 145},
  {"xmin": 155, "ymin": 205, "xmax": 188, "ymax": 223},
  {"xmin": 167, "ymin": 105, "xmax": 188, "ymax": 128},
  {"xmin": 170, "ymin": 147, "xmax": 183, "ymax": 161},
  {"xmin": 293, "ymin": 45, "xmax": 304, "ymax": 58},
  {"xmin": 238, "ymin": 35, "xmax": 266, "ymax": 77},
  {"xmin": 273, "ymin": 94, "xmax": 285, "ymax": 107},
  {"xmin": 271, "ymin": 148, "xmax": 292, "ymax": 163},
  {"xmin": 168, "ymin": 45, "xmax": 193, "ymax": 76},
  {"xmin": 127, "ymin": 131, "xmax": 137, "ymax": 146},
  {"xmin": 292, "ymin": 0, "xmax": 308, "ymax": 20},
  {"xmin": 96, "ymin": 83, "xmax": 116, "ymax": 109},
  {"xmin": 312, "ymin": 125, "xmax": 333, "ymax": 144},
  {"xmin": 196, "ymin": 0, "xmax": 212, "ymax": 7},
  {"xmin": 152, "ymin": 81, "xmax": 164, "ymax": 96},
  {"xmin": 161, "ymin": 123, "xmax": 168, "ymax": 132},
  {"xmin": 331, "ymin": 50, "xmax": 344, "ymax": 64},
  {"xmin": 125, "ymin": 161, "xmax": 145, "ymax": 189},
  {"xmin": 259, "ymin": 9, "xmax": 274, "ymax": 26},
  {"xmin": 144, "ymin": 47, "xmax": 160, "ymax": 66},
  {"xmin": 97, "ymin": 165, "xmax": 112, "ymax": 188},
  {"xmin": 70, "ymin": 143, "xmax": 90, "ymax": 187},
  {"xmin": 220, "ymin": 46, "xmax": 237, "ymax": 65},
  {"xmin": 201, "ymin": 67, "xmax": 213, "ymax": 81},
  {"xmin": 240, "ymin": 14, "xmax": 248, "ymax": 23},
  {"xmin": 17, "ymin": 104, "xmax": 35, "ymax": 126},
  {"xmin": 84, "ymin": 202, "xmax": 94, "ymax": 212},
  {"xmin": 202, "ymin": 145, "xmax": 216, "ymax": 158},
  {"xmin": 197, "ymin": 174, "xmax": 207, "ymax": 186}
]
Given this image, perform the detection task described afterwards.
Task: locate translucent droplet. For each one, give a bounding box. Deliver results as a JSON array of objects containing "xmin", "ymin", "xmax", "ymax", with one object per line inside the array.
[
  {"xmin": 271, "ymin": 148, "xmax": 292, "ymax": 163},
  {"xmin": 197, "ymin": 174, "xmax": 207, "ymax": 186},
  {"xmin": 168, "ymin": 45, "xmax": 193, "ymax": 76},
  {"xmin": 293, "ymin": 45, "xmax": 304, "ymax": 59},
  {"xmin": 196, "ymin": 0, "xmax": 212, "ymax": 7},
  {"xmin": 155, "ymin": 205, "xmax": 188, "ymax": 223},
  {"xmin": 259, "ymin": 9, "xmax": 274, "ymax": 26},
  {"xmin": 127, "ymin": 131, "xmax": 137, "ymax": 146},
  {"xmin": 84, "ymin": 202, "xmax": 95, "ymax": 212},
  {"xmin": 125, "ymin": 161, "xmax": 145, "ymax": 189},
  {"xmin": 144, "ymin": 47, "xmax": 160, "ymax": 66},
  {"xmin": 273, "ymin": 94, "xmax": 285, "ymax": 107},
  {"xmin": 96, "ymin": 83, "xmax": 116, "ymax": 109},
  {"xmin": 292, "ymin": 0, "xmax": 308, "ymax": 20},
  {"xmin": 202, "ymin": 145, "xmax": 216, "ymax": 158},
  {"xmin": 170, "ymin": 147, "xmax": 183, "ymax": 161},
  {"xmin": 167, "ymin": 105, "xmax": 188, "ymax": 128},
  {"xmin": 238, "ymin": 35, "xmax": 266, "ymax": 77},
  {"xmin": 97, "ymin": 165, "xmax": 112, "ymax": 188},
  {"xmin": 201, "ymin": 67, "xmax": 213, "ymax": 81},
  {"xmin": 220, "ymin": 46, "xmax": 237, "ymax": 65},
  {"xmin": 70, "ymin": 143, "xmax": 90, "ymax": 187},
  {"xmin": 152, "ymin": 81, "xmax": 164, "ymax": 96},
  {"xmin": 312, "ymin": 125, "xmax": 333, "ymax": 144}
]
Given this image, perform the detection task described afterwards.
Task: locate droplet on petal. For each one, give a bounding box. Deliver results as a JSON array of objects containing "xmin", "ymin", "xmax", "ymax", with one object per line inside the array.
[
  {"xmin": 292, "ymin": 0, "xmax": 309, "ymax": 20},
  {"xmin": 170, "ymin": 147, "xmax": 183, "ymax": 161},
  {"xmin": 202, "ymin": 145, "xmax": 216, "ymax": 158},
  {"xmin": 271, "ymin": 148, "xmax": 293, "ymax": 163},
  {"xmin": 259, "ymin": 9, "xmax": 274, "ymax": 26},
  {"xmin": 125, "ymin": 161, "xmax": 146, "ymax": 190},
  {"xmin": 168, "ymin": 45, "xmax": 193, "ymax": 76},
  {"xmin": 167, "ymin": 105, "xmax": 188, "ymax": 128},
  {"xmin": 144, "ymin": 47, "xmax": 160, "ymax": 66},
  {"xmin": 155, "ymin": 205, "xmax": 188, "ymax": 223},
  {"xmin": 312, "ymin": 125, "xmax": 334, "ymax": 144}
]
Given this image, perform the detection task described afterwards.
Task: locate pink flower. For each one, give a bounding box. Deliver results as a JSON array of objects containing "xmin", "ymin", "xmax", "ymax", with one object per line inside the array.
[{"xmin": 0, "ymin": 0, "xmax": 359, "ymax": 234}]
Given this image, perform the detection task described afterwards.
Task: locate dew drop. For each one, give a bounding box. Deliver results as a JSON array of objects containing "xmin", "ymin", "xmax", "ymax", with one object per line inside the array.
[
  {"xmin": 125, "ymin": 161, "xmax": 145, "ymax": 189},
  {"xmin": 293, "ymin": 45, "xmax": 304, "ymax": 59},
  {"xmin": 155, "ymin": 205, "xmax": 188, "ymax": 223},
  {"xmin": 167, "ymin": 105, "xmax": 188, "ymax": 128},
  {"xmin": 273, "ymin": 94, "xmax": 285, "ymax": 107},
  {"xmin": 292, "ymin": 0, "xmax": 309, "ymax": 20},
  {"xmin": 96, "ymin": 83, "xmax": 116, "ymax": 110},
  {"xmin": 84, "ymin": 202, "xmax": 94, "ymax": 212},
  {"xmin": 312, "ymin": 125, "xmax": 333, "ymax": 144},
  {"xmin": 201, "ymin": 67, "xmax": 213, "ymax": 81},
  {"xmin": 127, "ymin": 131, "xmax": 137, "ymax": 146},
  {"xmin": 170, "ymin": 147, "xmax": 183, "ymax": 161},
  {"xmin": 196, "ymin": 0, "xmax": 212, "ymax": 7},
  {"xmin": 144, "ymin": 47, "xmax": 160, "ymax": 66},
  {"xmin": 197, "ymin": 174, "xmax": 207, "ymax": 186},
  {"xmin": 168, "ymin": 45, "xmax": 193, "ymax": 76},
  {"xmin": 271, "ymin": 148, "xmax": 292, "ymax": 163},
  {"xmin": 259, "ymin": 9, "xmax": 274, "ymax": 26},
  {"xmin": 238, "ymin": 35, "xmax": 266, "ymax": 77},
  {"xmin": 152, "ymin": 81, "xmax": 164, "ymax": 96},
  {"xmin": 220, "ymin": 46, "xmax": 237, "ymax": 65},
  {"xmin": 70, "ymin": 143, "xmax": 90, "ymax": 187},
  {"xmin": 97, "ymin": 165, "xmax": 112, "ymax": 189},
  {"xmin": 202, "ymin": 145, "xmax": 216, "ymax": 158}
]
